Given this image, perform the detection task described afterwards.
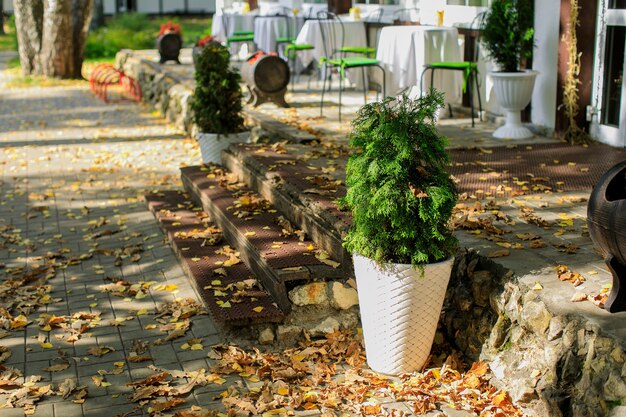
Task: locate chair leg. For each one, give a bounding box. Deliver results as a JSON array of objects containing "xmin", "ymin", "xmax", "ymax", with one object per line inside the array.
[
  {"xmin": 419, "ymin": 68, "xmax": 429, "ymax": 97},
  {"xmin": 321, "ymin": 63, "xmax": 327, "ymax": 117},
  {"xmin": 378, "ymin": 65, "xmax": 386, "ymax": 99},
  {"xmin": 338, "ymin": 69, "xmax": 343, "ymax": 122},
  {"xmin": 361, "ymin": 67, "xmax": 367, "ymax": 104},
  {"xmin": 474, "ymin": 69, "xmax": 483, "ymax": 122},
  {"xmin": 469, "ymin": 72, "xmax": 475, "ymax": 128}
]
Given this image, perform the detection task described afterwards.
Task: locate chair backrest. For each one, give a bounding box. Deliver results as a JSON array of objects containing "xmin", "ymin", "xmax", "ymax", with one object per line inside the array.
[
  {"xmin": 392, "ymin": 8, "xmax": 420, "ymax": 24},
  {"xmin": 317, "ymin": 11, "xmax": 344, "ymax": 58},
  {"xmin": 469, "ymin": 11, "xmax": 487, "ymax": 63},
  {"xmin": 221, "ymin": 11, "xmax": 231, "ymax": 36}
]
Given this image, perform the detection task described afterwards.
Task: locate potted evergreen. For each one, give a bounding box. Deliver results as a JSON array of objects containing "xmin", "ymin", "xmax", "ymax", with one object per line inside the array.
[
  {"xmin": 192, "ymin": 34, "xmax": 217, "ymax": 68},
  {"xmin": 341, "ymin": 92, "xmax": 458, "ymax": 375},
  {"xmin": 481, "ymin": 0, "xmax": 537, "ymax": 139},
  {"xmin": 192, "ymin": 42, "xmax": 249, "ymax": 164}
]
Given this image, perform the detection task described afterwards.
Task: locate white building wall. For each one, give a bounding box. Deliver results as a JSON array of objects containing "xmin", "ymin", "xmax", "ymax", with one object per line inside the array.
[
  {"xmin": 137, "ymin": 1, "xmax": 161, "ymax": 13},
  {"xmin": 2, "ymin": 0, "xmax": 12, "ymax": 12}
]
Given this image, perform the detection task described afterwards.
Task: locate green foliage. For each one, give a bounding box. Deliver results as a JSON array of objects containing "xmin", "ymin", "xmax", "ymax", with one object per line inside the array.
[
  {"xmin": 481, "ymin": 0, "xmax": 535, "ymax": 72},
  {"xmin": 0, "ymin": 16, "xmax": 18, "ymax": 52},
  {"xmin": 84, "ymin": 14, "xmax": 211, "ymax": 59},
  {"xmin": 191, "ymin": 43, "xmax": 245, "ymax": 134},
  {"xmin": 341, "ymin": 92, "xmax": 458, "ymax": 267}
]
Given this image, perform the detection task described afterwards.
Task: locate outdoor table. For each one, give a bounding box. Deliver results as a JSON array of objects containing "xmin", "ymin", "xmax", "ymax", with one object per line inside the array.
[
  {"xmin": 373, "ymin": 25, "xmax": 462, "ymax": 102},
  {"xmin": 211, "ymin": 10, "xmax": 258, "ymax": 44},
  {"xmin": 253, "ymin": 15, "xmax": 304, "ymax": 53},
  {"xmin": 301, "ymin": 3, "xmax": 328, "ymax": 18}
]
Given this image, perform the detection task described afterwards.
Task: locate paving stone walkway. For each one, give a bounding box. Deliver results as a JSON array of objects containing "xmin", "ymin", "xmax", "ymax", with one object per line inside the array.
[{"xmin": 0, "ymin": 63, "xmax": 241, "ymax": 416}]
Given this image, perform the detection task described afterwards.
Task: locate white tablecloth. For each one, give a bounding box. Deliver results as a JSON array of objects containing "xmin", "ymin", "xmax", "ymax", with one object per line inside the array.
[
  {"xmin": 253, "ymin": 15, "xmax": 303, "ymax": 53},
  {"xmin": 295, "ymin": 19, "xmax": 367, "ymax": 68},
  {"xmin": 374, "ymin": 26, "xmax": 462, "ymax": 103},
  {"xmin": 301, "ymin": 3, "xmax": 327, "ymax": 18},
  {"xmin": 211, "ymin": 12, "xmax": 258, "ymax": 43}
]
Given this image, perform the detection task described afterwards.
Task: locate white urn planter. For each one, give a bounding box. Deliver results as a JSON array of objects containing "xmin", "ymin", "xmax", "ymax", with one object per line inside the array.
[
  {"xmin": 490, "ymin": 70, "xmax": 538, "ymax": 139},
  {"xmin": 196, "ymin": 131, "xmax": 250, "ymax": 164},
  {"xmin": 353, "ymin": 254, "xmax": 454, "ymax": 375}
]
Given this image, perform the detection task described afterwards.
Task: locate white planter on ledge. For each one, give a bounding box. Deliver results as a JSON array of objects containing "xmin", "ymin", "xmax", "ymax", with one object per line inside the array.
[
  {"xmin": 196, "ymin": 131, "xmax": 250, "ymax": 164},
  {"xmin": 353, "ymin": 253, "xmax": 454, "ymax": 375},
  {"xmin": 490, "ymin": 70, "xmax": 538, "ymax": 140}
]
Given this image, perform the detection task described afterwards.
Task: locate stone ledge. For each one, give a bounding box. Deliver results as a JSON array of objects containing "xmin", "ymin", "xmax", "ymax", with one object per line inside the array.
[{"xmin": 446, "ymin": 249, "xmax": 626, "ymax": 417}]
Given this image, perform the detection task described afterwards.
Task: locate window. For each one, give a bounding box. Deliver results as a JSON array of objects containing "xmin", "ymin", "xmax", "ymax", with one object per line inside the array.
[{"xmin": 447, "ymin": 0, "xmax": 489, "ymax": 6}]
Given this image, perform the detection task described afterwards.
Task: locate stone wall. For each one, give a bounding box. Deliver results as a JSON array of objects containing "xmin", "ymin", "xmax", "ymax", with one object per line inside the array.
[
  {"xmin": 257, "ymin": 281, "xmax": 360, "ymax": 346},
  {"xmin": 444, "ymin": 249, "xmax": 625, "ymax": 417},
  {"xmin": 116, "ymin": 50, "xmax": 195, "ymax": 136}
]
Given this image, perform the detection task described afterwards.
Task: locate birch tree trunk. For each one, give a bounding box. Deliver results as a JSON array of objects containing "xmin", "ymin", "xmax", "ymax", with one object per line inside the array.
[
  {"xmin": 13, "ymin": 0, "xmax": 44, "ymax": 75},
  {"xmin": 14, "ymin": 0, "xmax": 93, "ymax": 78}
]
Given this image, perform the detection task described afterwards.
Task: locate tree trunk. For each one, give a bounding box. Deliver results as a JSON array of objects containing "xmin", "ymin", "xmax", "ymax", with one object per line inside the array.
[
  {"xmin": 0, "ymin": 2, "xmax": 5, "ymax": 35},
  {"xmin": 13, "ymin": 0, "xmax": 44, "ymax": 76},
  {"xmin": 16, "ymin": 0, "xmax": 93, "ymax": 79},
  {"xmin": 71, "ymin": 0, "xmax": 94, "ymax": 78}
]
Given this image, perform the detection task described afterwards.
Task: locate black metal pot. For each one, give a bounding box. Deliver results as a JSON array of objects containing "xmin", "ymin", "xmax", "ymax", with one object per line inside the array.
[
  {"xmin": 587, "ymin": 160, "xmax": 626, "ymax": 312},
  {"xmin": 156, "ymin": 33, "xmax": 182, "ymax": 64}
]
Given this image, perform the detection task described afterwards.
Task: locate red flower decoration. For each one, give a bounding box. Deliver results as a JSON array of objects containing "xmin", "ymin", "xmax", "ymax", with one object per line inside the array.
[
  {"xmin": 197, "ymin": 35, "xmax": 215, "ymax": 48},
  {"xmin": 159, "ymin": 21, "xmax": 182, "ymax": 37}
]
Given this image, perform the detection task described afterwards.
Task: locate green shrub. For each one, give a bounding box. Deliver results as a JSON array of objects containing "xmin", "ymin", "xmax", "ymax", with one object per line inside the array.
[
  {"xmin": 481, "ymin": 0, "xmax": 535, "ymax": 72},
  {"xmin": 341, "ymin": 92, "xmax": 458, "ymax": 267},
  {"xmin": 84, "ymin": 14, "xmax": 211, "ymax": 59},
  {"xmin": 191, "ymin": 42, "xmax": 245, "ymax": 134}
]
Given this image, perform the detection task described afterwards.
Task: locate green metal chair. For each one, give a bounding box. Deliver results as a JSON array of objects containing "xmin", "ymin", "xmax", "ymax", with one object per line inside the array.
[
  {"xmin": 317, "ymin": 11, "xmax": 385, "ymax": 121},
  {"xmin": 420, "ymin": 12, "xmax": 486, "ymax": 127},
  {"xmin": 319, "ymin": 11, "xmax": 376, "ymax": 58},
  {"xmin": 222, "ymin": 11, "xmax": 255, "ymax": 54}
]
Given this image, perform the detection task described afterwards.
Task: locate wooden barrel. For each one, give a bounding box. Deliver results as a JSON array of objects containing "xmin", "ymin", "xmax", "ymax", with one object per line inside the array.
[
  {"xmin": 156, "ymin": 33, "xmax": 182, "ymax": 64},
  {"xmin": 587, "ymin": 160, "xmax": 626, "ymax": 264},
  {"xmin": 240, "ymin": 53, "xmax": 290, "ymax": 107}
]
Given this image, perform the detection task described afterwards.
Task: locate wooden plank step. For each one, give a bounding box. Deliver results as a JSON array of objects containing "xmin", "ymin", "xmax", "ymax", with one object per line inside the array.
[
  {"xmin": 221, "ymin": 143, "xmax": 351, "ymax": 267},
  {"xmin": 180, "ymin": 165, "xmax": 346, "ymax": 314},
  {"xmin": 145, "ymin": 190, "xmax": 285, "ymax": 324}
]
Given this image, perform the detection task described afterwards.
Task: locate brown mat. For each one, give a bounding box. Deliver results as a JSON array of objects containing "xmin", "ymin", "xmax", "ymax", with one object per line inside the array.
[
  {"xmin": 146, "ymin": 191, "xmax": 285, "ymax": 324},
  {"xmin": 449, "ymin": 143, "xmax": 626, "ymax": 197}
]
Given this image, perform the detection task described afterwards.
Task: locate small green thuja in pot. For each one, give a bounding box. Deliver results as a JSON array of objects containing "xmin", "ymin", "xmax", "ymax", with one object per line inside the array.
[
  {"xmin": 341, "ymin": 91, "xmax": 458, "ymax": 375},
  {"xmin": 342, "ymin": 91, "xmax": 457, "ymax": 267},
  {"xmin": 192, "ymin": 42, "xmax": 248, "ymax": 164}
]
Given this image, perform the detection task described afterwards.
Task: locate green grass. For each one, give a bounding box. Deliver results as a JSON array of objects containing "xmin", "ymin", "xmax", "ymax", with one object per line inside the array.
[
  {"xmin": 0, "ymin": 18, "xmax": 18, "ymax": 52},
  {"xmin": 85, "ymin": 14, "xmax": 212, "ymax": 59}
]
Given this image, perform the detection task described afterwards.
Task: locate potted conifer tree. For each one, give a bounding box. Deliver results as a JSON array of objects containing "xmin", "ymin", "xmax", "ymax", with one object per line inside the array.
[
  {"xmin": 192, "ymin": 42, "xmax": 249, "ymax": 164},
  {"xmin": 341, "ymin": 92, "xmax": 458, "ymax": 375},
  {"xmin": 482, "ymin": 0, "xmax": 537, "ymax": 139}
]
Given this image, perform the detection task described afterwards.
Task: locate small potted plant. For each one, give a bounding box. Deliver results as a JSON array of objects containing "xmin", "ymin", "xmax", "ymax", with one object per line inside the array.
[
  {"xmin": 192, "ymin": 34, "xmax": 217, "ymax": 68},
  {"xmin": 481, "ymin": 0, "xmax": 537, "ymax": 139},
  {"xmin": 156, "ymin": 21, "xmax": 182, "ymax": 64},
  {"xmin": 191, "ymin": 42, "xmax": 248, "ymax": 164},
  {"xmin": 341, "ymin": 91, "xmax": 458, "ymax": 375}
]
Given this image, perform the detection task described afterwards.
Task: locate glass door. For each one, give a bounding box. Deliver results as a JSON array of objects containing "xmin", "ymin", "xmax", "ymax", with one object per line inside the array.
[{"xmin": 591, "ymin": 0, "xmax": 626, "ymax": 147}]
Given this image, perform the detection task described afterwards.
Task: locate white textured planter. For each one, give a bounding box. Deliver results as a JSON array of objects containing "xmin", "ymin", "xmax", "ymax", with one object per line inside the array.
[
  {"xmin": 353, "ymin": 254, "xmax": 454, "ymax": 375},
  {"xmin": 196, "ymin": 131, "xmax": 250, "ymax": 164},
  {"xmin": 490, "ymin": 70, "xmax": 538, "ymax": 140}
]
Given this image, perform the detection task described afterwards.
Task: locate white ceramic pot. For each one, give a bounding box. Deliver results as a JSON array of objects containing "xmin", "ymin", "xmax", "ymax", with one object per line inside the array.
[
  {"xmin": 353, "ymin": 254, "xmax": 454, "ymax": 375},
  {"xmin": 490, "ymin": 70, "xmax": 538, "ymax": 139},
  {"xmin": 196, "ymin": 131, "xmax": 250, "ymax": 164}
]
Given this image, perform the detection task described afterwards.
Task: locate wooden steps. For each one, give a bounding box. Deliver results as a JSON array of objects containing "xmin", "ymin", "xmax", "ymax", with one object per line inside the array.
[
  {"xmin": 221, "ymin": 143, "xmax": 351, "ymax": 268},
  {"xmin": 145, "ymin": 190, "xmax": 285, "ymax": 324},
  {"xmin": 180, "ymin": 164, "xmax": 346, "ymax": 314}
]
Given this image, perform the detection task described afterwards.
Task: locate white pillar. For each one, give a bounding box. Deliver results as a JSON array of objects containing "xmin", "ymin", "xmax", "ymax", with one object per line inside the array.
[{"xmin": 531, "ymin": 0, "xmax": 560, "ymax": 132}]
